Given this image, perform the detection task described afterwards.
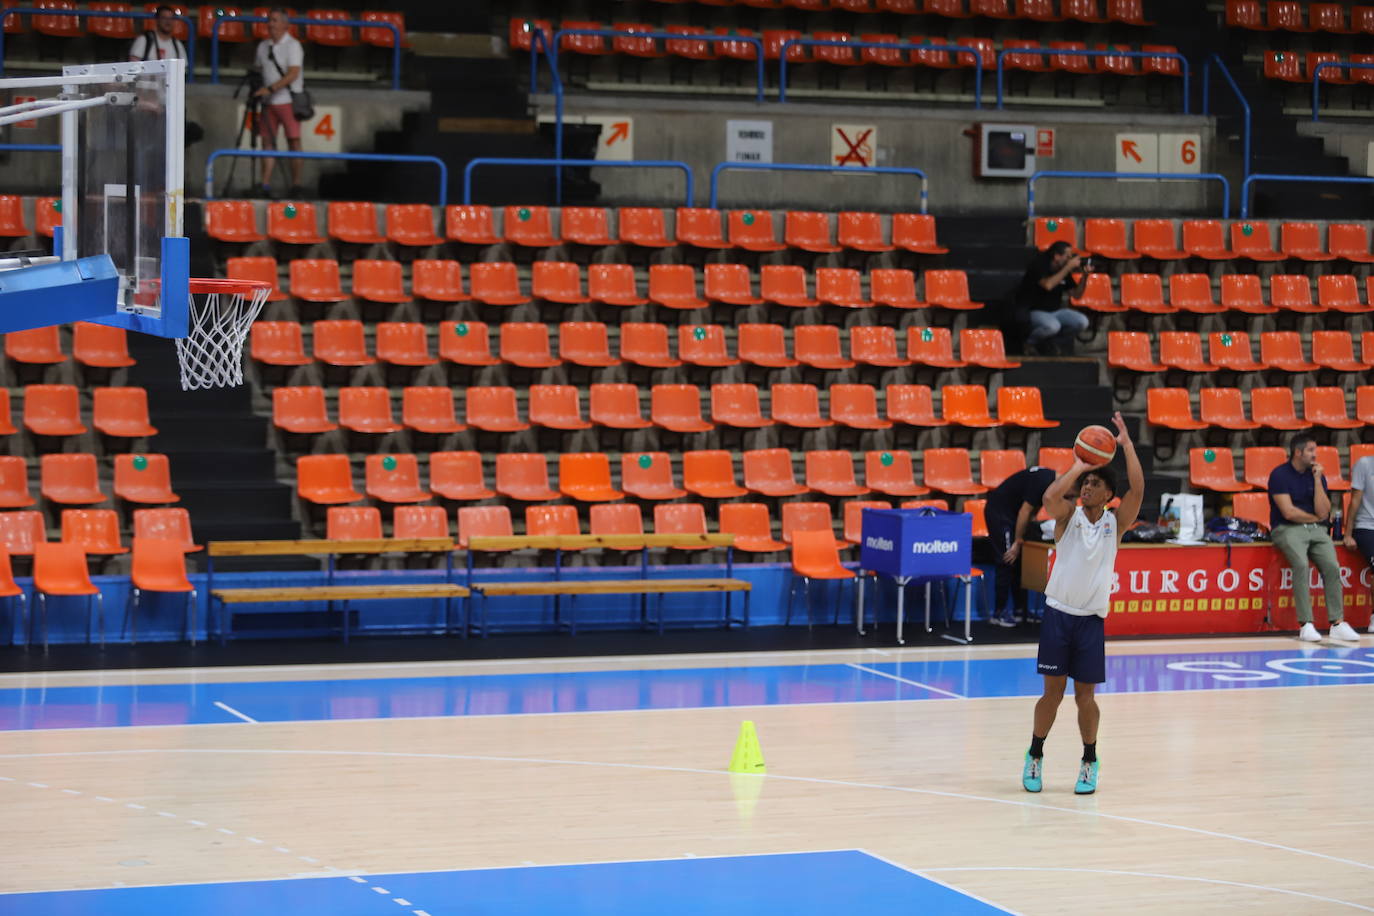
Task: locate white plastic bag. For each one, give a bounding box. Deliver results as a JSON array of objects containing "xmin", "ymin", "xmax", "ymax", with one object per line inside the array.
[{"xmin": 1159, "ymin": 493, "xmax": 1205, "ymax": 543}]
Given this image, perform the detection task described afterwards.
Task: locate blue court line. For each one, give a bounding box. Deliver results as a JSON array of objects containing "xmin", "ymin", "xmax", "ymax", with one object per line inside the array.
[
  {"xmin": 0, "ymin": 648, "xmax": 1371, "ymax": 732},
  {"xmin": 0, "ymin": 851, "xmax": 1010, "ymax": 915}
]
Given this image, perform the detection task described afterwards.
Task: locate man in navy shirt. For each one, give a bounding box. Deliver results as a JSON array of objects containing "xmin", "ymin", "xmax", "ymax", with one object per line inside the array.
[
  {"xmin": 985, "ymin": 466, "xmax": 1057, "ymax": 627},
  {"xmin": 1267, "ymin": 433, "xmax": 1360, "ymax": 642}
]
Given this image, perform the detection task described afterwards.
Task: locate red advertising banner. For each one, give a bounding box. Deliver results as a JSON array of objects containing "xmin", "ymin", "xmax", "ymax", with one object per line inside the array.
[{"xmin": 1042, "ymin": 543, "xmax": 1373, "ymax": 636}]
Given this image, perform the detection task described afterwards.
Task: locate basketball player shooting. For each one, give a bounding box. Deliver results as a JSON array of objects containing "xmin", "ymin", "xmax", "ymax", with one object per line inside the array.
[{"xmin": 1021, "ymin": 411, "xmax": 1143, "ymax": 795}]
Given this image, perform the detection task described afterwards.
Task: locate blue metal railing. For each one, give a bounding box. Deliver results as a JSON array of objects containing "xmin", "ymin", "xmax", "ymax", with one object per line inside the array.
[
  {"xmin": 205, "ymin": 150, "xmax": 448, "ymax": 205},
  {"xmin": 0, "ymin": 143, "xmax": 59, "ymax": 153},
  {"xmin": 710, "ymin": 161, "xmax": 929, "ymax": 211},
  {"xmin": 1240, "ymin": 173, "xmax": 1374, "ymax": 219},
  {"xmin": 463, "ymin": 158, "xmax": 695, "ymax": 206},
  {"xmin": 0, "ymin": 9, "xmax": 196, "ymax": 79},
  {"xmin": 1202, "ymin": 54, "xmax": 1251, "ymax": 179},
  {"xmin": 209, "ymin": 15, "xmax": 401, "ymax": 90},
  {"xmin": 1027, "ymin": 170, "xmax": 1231, "ymax": 219},
  {"xmin": 779, "ymin": 38, "xmax": 984, "ymax": 106},
  {"xmin": 1311, "ymin": 61, "xmax": 1374, "ymax": 121},
  {"xmin": 996, "ymin": 47, "xmax": 1189, "ymax": 113}
]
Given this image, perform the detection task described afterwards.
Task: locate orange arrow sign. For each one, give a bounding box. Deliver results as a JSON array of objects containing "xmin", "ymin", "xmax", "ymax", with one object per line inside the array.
[
  {"xmin": 1121, "ymin": 139, "xmax": 1142, "ymax": 163},
  {"xmin": 605, "ymin": 122, "xmax": 630, "ymax": 146}
]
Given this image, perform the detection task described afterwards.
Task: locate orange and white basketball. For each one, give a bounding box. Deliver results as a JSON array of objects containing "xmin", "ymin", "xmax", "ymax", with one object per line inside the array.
[{"xmin": 1074, "ymin": 425, "xmax": 1117, "ymax": 467}]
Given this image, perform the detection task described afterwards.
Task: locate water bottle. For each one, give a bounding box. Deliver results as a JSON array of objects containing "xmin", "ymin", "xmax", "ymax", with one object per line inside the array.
[{"xmin": 1331, "ymin": 510, "xmax": 1343, "ymax": 540}]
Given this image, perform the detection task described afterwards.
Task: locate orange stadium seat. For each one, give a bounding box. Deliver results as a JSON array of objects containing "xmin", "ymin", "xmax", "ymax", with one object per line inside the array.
[
  {"xmin": 503, "ymin": 205, "xmax": 557, "ymax": 248},
  {"xmin": 205, "ymin": 200, "xmax": 264, "ymax": 243},
  {"xmin": 942, "ymin": 384, "xmax": 1001, "ymax": 427},
  {"xmin": 771, "ymin": 383, "xmax": 833, "ymax": 428},
  {"xmin": 1146, "ymin": 388, "xmax": 1207, "ymax": 430},
  {"xmin": 805, "ymin": 450, "xmax": 870, "ymax": 497},
  {"xmin": 305, "ymin": 9, "xmax": 357, "ymax": 47},
  {"xmin": 744, "ymin": 448, "xmax": 809, "ymax": 497},
  {"xmin": 1182, "ymin": 220, "xmax": 1235, "ymax": 260},
  {"xmin": 61, "ymin": 509, "xmax": 127, "ymax": 556},
  {"xmin": 655, "ymin": 503, "xmax": 712, "ymax": 547},
  {"xmin": 838, "ymin": 212, "xmax": 893, "ymax": 252},
  {"xmin": 528, "ymin": 385, "xmax": 591, "ymax": 431},
  {"xmin": 816, "ymin": 268, "xmax": 872, "ymax": 309},
  {"xmin": 980, "ymin": 450, "xmax": 1027, "ymax": 489},
  {"xmin": 338, "ymin": 387, "xmax": 401, "ymax": 434},
  {"xmin": 360, "ymin": 10, "xmax": 406, "ymax": 48},
  {"xmin": 680, "ymin": 324, "xmax": 738, "ymax": 367},
  {"xmin": 1270, "ymin": 275, "xmax": 1323, "ymax": 313},
  {"xmin": 313, "ymin": 320, "xmax": 374, "ymax": 366},
  {"xmin": 133, "ymin": 507, "xmax": 201, "ymax": 553},
  {"xmin": 849, "ymin": 325, "xmax": 908, "ymax": 367},
  {"xmin": 1220, "ymin": 274, "xmax": 1275, "ymax": 314},
  {"xmin": 589, "ymin": 383, "xmax": 652, "ymax": 430},
  {"xmin": 588, "ymin": 264, "xmax": 649, "ymax": 307},
  {"xmin": 393, "ymin": 505, "xmax": 447, "ymax": 539},
  {"xmin": 469, "ymin": 263, "xmax": 531, "ymax": 306},
  {"xmin": 1311, "ymin": 330, "xmax": 1369, "ymax": 371},
  {"xmin": 1260, "ymin": 332, "xmax": 1317, "ymax": 372},
  {"xmin": 560, "ymin": 207, "xmax": 614, "ymax": 246},
  {"xmin": 737, "ymin": 324, "xmax": 798, "ymax": 368},
  {"xmin": 445, "ymin": 204, "xmax": 501, "ymax": 245},
  {"xmin": 352, "ymin": 259, "xmax": 410, "ymax": 304},
  {"xmin": 1071, "ymin": 273, "xmax": 1122, "ymax": 312},
  {"xmin": 651, "ymin": 384, "xmax": 713, "ymax": 432},
  {"xmin": 793, "ymin": 325, "xmax": 855, "ymax": 369},
  {"xmin": 960, "ymin": 329, "xmax": 1020, "ymax": 369},
  {"xmin": 0, "ymin": 457, "xmax": 34, "ymax": 508},
  {"xmin": 1159, "ymin": 331, "xmax": 1216, "ymax": 372},
  {"xmin": 1168, "ymin": 273, "xmax": 1224, "ymax": 314},
  {"xmin": 559, "ymin": 322, "xmax": 619, "ymax": 367},
  {"xmin": 500, "ymin": 322, "xmax": 561, "ymax": 368},
  {"xmin": 532, "ymin": 261, "xmax": 590, "ymax": 304},
  {"xmin": 23, "ymin": 384, "xmax": 86, "ymax": 437},
  {"xmin": 684, "ymin": 450, "xmax": 748, "ymax": 498},
  {"xmin": 1230, "ymin": 492, "xmax": 1271, "ymax": 530},
  {"xmin": 1107, "ymin": 331, "xmax": 1164, "ymax": 372},
  {"xmin": 620, "ymin": 323, "xmax": 680, "ymax": 368},
  {"xmin": 618, "ymin": 207, "xmax": 673, "ymax": 248},
  {"xmin": 89, "ymin": 2, "xmax": 139, "ymax": 41},
  {"xmin": 998, "ymin": 386, "xmax": 1060, "ymax": 428},
  {"xmin": 289, "ymin": 259, "xmax": 347, "ymax": 302},
  {"xmin": 675, "ymin": 207, "xmax": 731, "ymax": 248},
  {"xmin": 431, "ymin": 452, "xmax": 494, "ymax": 501},
  {"xmin": 1243, "ymin": 447, "xmax": 1287, "ymax": 489},
  {"xmin": 0, "ymin": 390, "xmax": 12, "ymax": 435},
  {"xmin": 457, "ymin": 505, "xmax": 514, "ymax": 549},
  {"xmin": 112, "ymin": 453, "xmax": 177, "ymax": 504},
  {"xmin": 923, "ymin": 448, "xmax": 989, "ymax": 495},
  {"xmin": 439, "ymin": 320, "xmax": 500, "ymax": 366},
  {"xmin": 1250, "ymin": 387, "xmax": 1308, "ymax": 429},
  {"xmin": 495, "ymin": 454, "xmax": 559, "ymax": 502},
  {"xmin": 465, "ymin": 387, "xmax": 528, "ymax": 433},
  {"xmin": 251, "ymin": 321, "xmax": 311, "ymax": 366},
  {"xmin": 1084, "ymin": 218, "xmax": 1139, "ymax": 259},
  {"xmin": 1190, "ymin": 447, "xmax": 1251, "ymax": 492},
  {"xmin": 865, "ymin": 449, "xmax": 930, "ymax": 496},
  {"xmin": 327, "ymin": 202, "xmax": 385, "ymax": 245},
  {"xmin": 893, "ymin": 214, "xmax": 949, "ymax": 254},
  {"xmin": 525, "ymin": 505, "xmax": 581, "ymax": 540},
  {"xmin": 1358, "ymin": 389, "xmax": 1374, "ymax": 425},
  {"xmin": 621, "ymin": 452, "xmax": 685, "ymax": 501},
  {"xmin": 92, "ymin": 387, "xmax": 156, "ymax": 438},
  {"xmin": 1230, "ymin": 221, "xmax": 1284, "ymax": 260},
  {"xmin": 559, "ymin": 453, "xmax": 624, "ymax": 502},
  {"xmin": 401, "ymin": 387, "xmax": 464, "ymax": 434},
  {"xmin": 1033, "ymin": 217, "xmax": 1078, "ymax": 251},
  {"xmin": 386, "ymin": 204, "xmax": 444, "ymax": 247},
  {"xmin": 1200, "ymin": 387, "xmax": 1260, "ymax": 430},
  {"xmin": 0, "ymin": 512, "xmax": 45, "ymax": 557},
  {"xmin": 1317, "ymin": 275, "xmax": 1370, "ymax": 314},
  {"xmin": 712, "ymin": 384, "xmax": 772, "ymax": 429},
  {"xmin": 907, "ymin": 326, "xmax": 966, "ymax": 368},
  {"xmin": 923, "ymin": 270, "xmax": 982, "ymax": 310},
  {"xmin": 1328, "ymin": 223, "xmax": 1374, "ymax": 263},
  {"xmin": 227, "ymin": 257, "xmax": 287, "ymax": 302},
  {"xmin": 718, "ymin": 503, "xmax": 785, "ymax": 552},
  {"xmin": 268, "ymin": 201, "xmax": 324, "ymax": 245},
  {"xmin": 72, "ymin": 323, "xmax": 135, "ymax": 369},
  {"xmin": 1279, "ymin": 221, "xmax": 1334, "ymax": 261},
  {"xmin": 649, "ymin": 265, "xmax": 709, "ymax": 310},
  {"xmin": 830, "ymin": 384, "xmax": 891, "ymax": 430},
  {"xmin": 273, "ymin": 387, "xmax": 335, "ymax": 434},
  {"xmin": 375, "ymin": 322, "xmax": 436, "ymax": 367},
  {"xmin": 1208, "ymin": 331, "xmax": 1265, "ymax": 371},
  {"xmin": 704, "ymin": 264, "xmax": 764, "ymax": 306},
  {"xmin": 842, "ymin": 500, "xmax": 892, "ymax": 546},
  {"xmin": 1133, "ymin": 219, "xmax": 1186, "ymax": 260},
  {"xmin": 870, "ymin": 269, "xmax": 923, "ymax": 309},
  {"xmin": 1120, "ymin": 273, "xmax": 1173, "ymax": 314},
  {"xmin": 6, "ymin": 326, "xmax": 64, "ymax": 365},
  {"xmin": 365, "ymin": 454, "xmax": 429, "ymax": 504},
  {"xmin": 589, "ymin": 503, "xmax": 644, "ymax": 547},
  {"xmin": 886, "ymin": 384, "xmax": 947, "ymax": 426},
  {"xmin": 1304, "ymin": 387, "xmax": 1362, "ymax": 429},
  {"xmin": 760, "ymin": 265, "xmax": 819, "ymax": 308},
  {"xmin": 781, "ymin": 503, "xmax": 835, "ymax": 546},
  {"xmin": 785, "ymin": 211, "xmax": 840, "ymax": 253}
]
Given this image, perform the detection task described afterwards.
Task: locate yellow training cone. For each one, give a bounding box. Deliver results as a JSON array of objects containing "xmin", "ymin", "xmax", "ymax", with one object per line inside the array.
[{"xmin": 728, "ymin": 720, "xmax": 766, "ymax": 774}]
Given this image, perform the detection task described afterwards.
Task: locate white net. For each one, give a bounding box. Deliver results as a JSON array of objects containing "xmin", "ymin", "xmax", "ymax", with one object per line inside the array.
[{"xmin": 175, "ymin": 279, "xmax": 272, "ymax": 390}]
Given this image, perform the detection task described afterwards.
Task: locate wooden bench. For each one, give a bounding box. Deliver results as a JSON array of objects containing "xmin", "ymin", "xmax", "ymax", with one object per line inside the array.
[
  {"xmin": 465, "ymin": 534, "xmax": 747, "ymax": 636},
  {"xmin": 207, "ymin": 538, "xmax": 464, "ymax": 643}
]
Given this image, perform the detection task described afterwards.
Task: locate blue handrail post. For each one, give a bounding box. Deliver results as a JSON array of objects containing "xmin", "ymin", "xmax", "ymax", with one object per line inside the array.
[
  {"xmin": 709, "ymin": 161, "xmax": 929, "ymax": 212},
  {"xmin": 779, "ymin": 38, "xmax": 981, "ymax": 108},
  {"xmin": 1026, "ymin": 170, "xmax": 1231, "ymax": 220},
  {"xmin": 462, "ymin": 158, "xmax": 695, "ymax": 207},
  {"xmin": 205, "ymin": 149, "xmax": 448, "ymax": 205},
  {"xmin": 1205, "ymin": 54, "xmax": 1251, "ymax": 180},
  {"xmin": 1240, "ymin": 173, "xmax": 1374, "ymax": 219},
  {"xmin": 1311, "ymin": 62, "xmax": 1374, "ymax": 122},
  {"xmin": 995, "ymin": 49, "xmax": 1005, "ymax": 110}
]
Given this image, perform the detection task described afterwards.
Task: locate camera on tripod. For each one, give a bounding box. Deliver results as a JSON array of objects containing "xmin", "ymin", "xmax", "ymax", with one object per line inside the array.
[{"xmin": 235, "ymin": 68, "xmax": 264, "ymax": 106}]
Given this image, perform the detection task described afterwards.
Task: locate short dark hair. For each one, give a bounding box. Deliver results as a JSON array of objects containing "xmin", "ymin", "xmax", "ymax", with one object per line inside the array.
[
  {"xmin": 1289, "ymin": 433, "xmax": 1317, "ymax": 456},
  {"xmin": 154, "ymin": 5, "xmax": 174, "ymax": 15},
  {"xmin": 1046, "ymin": 240, "xmax": 1073, "ymax": 257},
  {"xmin": 1084, "ymin": 465, "xmax": 1117, "ymax": 497},
  {"xmin": 268, "ymin": 6, "xmax": 289, "ymax": 17}
]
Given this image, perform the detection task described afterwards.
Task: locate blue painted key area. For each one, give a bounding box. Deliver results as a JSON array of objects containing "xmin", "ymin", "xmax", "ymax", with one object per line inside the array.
[
  {"xmin": 1, "ymin": 647, "xmax": 1371, "ymax": 731},
  {"xmin": 0, "ymin": 851, "xmax": 1008, "ymax": 915}
]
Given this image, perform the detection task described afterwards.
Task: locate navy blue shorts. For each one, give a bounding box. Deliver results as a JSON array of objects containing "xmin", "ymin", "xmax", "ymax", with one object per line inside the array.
[{"xmin": 1037, "ymin": 606, "xmax": 1106, "ymax": 684}]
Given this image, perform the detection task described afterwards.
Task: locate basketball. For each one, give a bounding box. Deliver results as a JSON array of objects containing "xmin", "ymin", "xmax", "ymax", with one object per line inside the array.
[{"xmin": 1074, "ymin": 425, "xmax": 1118, "ymax": 466}]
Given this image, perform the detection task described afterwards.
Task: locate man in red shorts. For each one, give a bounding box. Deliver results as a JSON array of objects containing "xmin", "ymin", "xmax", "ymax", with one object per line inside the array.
[{"xmin": 253, "ymin": 7, "xmax": 305, "ymax": 198}]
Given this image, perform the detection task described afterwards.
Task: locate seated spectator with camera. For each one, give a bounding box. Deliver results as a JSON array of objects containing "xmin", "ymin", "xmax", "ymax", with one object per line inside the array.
[{"xmin": 1005, "ymin": 241, "xmax": 1092, "ymax": 357}]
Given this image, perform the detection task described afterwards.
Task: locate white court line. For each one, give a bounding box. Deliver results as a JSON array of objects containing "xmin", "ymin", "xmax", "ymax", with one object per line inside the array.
[
  {"xmin": 5, "ymin": 747, "xmax": 1369, "ymax": 874},
  {"xmin": 858, "ymin": 849, "xmax": 1023, "ymax": 916},
  {"xmin": 212, "ymin": 701, "xmax": 257, "ymax": 724},
  {"xmin": 922, "ymin": 866, "xmax": 1374, "ymax": 913},
  {"xmin": 846, "ymin": 662, "xmax": 966, "ymax": 699}
]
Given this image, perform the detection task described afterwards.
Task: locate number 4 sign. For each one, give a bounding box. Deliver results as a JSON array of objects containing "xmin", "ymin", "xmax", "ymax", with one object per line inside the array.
[
  {"xmin": 302, "ymin": 105, "xmax": 341, "ymax": 154},
  {"xmin": 1160, "ymin": 133, "xmax": 1200, "ymax": 173}
]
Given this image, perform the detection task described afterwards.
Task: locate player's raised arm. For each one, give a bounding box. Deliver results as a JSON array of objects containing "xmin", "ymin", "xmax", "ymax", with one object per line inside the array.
[
  {"xmin": 1042, "ymin": 459, "xmax": 1087, "ymax": 534},
  {"xmin": 1112, "ymin": 411, "xmax": 1145, "ymax": 540}
]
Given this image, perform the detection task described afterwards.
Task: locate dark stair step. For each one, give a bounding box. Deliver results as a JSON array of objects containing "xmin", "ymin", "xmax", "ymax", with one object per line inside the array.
[
  {"xmin": 174, "ymin": 481, "xmax": 296, "ymax": 520},
  {"xmin": 163, "ymin": 448, "xmax": 277, "ymax": 481}
]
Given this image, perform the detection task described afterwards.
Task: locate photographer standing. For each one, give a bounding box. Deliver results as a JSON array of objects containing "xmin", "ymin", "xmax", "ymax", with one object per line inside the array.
[
  {"xmin": 1010, "ymin": 240, "xmax": 1092, "ymax": 357},
  {"xmin": 253, "ymin": 7, "xmax": 305, "ymax": 198},
  {"xmin": 129, "ymin": 6, "xmax": 186, "ymax": 62}
]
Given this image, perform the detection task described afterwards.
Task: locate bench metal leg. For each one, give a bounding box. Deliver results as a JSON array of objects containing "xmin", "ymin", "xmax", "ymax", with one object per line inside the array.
[
  {"xmin": 129, "ymin": 588, "xmax": 139, "ymax": 645},
  {"xmin": 186, "ymin": 589, "xmax": 198, "ymax": 646},
  {"xmin": 38, "ymin": 592, "xmax": 47, "ymax": 653}
]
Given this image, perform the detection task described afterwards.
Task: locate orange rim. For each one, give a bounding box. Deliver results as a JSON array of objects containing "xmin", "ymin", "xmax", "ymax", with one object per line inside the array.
[{"xmin": 189, "ymin": 278, "xmax": 273, "ymax": 296}]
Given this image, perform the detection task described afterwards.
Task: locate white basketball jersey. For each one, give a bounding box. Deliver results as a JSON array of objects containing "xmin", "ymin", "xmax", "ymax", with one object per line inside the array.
[{"xmin": 1044, "ymin": 506, "xmax": 1117, "ymax": 618}]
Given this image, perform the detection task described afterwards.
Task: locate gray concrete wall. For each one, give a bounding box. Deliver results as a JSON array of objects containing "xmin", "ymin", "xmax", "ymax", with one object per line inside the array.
[
  {"xmin": 1299, "ymin": 120, "xmax": 1374, "ymax": 177},
  {"xmin": 538, "ymin": 95, "xmax": 1223, "ymax": 217}
]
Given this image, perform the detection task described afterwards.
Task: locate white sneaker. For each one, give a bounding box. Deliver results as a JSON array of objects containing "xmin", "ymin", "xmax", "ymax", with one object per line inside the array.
[
  {"xmin": 1329, "ymin": 620, "xmax": 1361, "ymax": 642},
  {"xmin": 1298, "ymin": 622, "xmax": 1321, "ymax": 642}
]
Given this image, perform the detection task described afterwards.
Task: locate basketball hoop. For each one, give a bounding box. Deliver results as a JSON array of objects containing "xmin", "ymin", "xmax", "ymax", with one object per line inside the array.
[{"xmin": 176, "ymin": 278, "xmax": 272, "ymax": 390}]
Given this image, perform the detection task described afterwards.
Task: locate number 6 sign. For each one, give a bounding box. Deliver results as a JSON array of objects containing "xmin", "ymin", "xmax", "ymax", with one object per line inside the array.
[{"xmin": 1160, "ymin": 133, "xmax": 1201, "ymax": 173}]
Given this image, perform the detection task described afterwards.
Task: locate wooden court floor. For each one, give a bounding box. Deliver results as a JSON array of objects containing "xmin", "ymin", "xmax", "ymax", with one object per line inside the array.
[{"xmin": 1, "ymin": 636, "xmax": 1372, "ymax": 914}]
